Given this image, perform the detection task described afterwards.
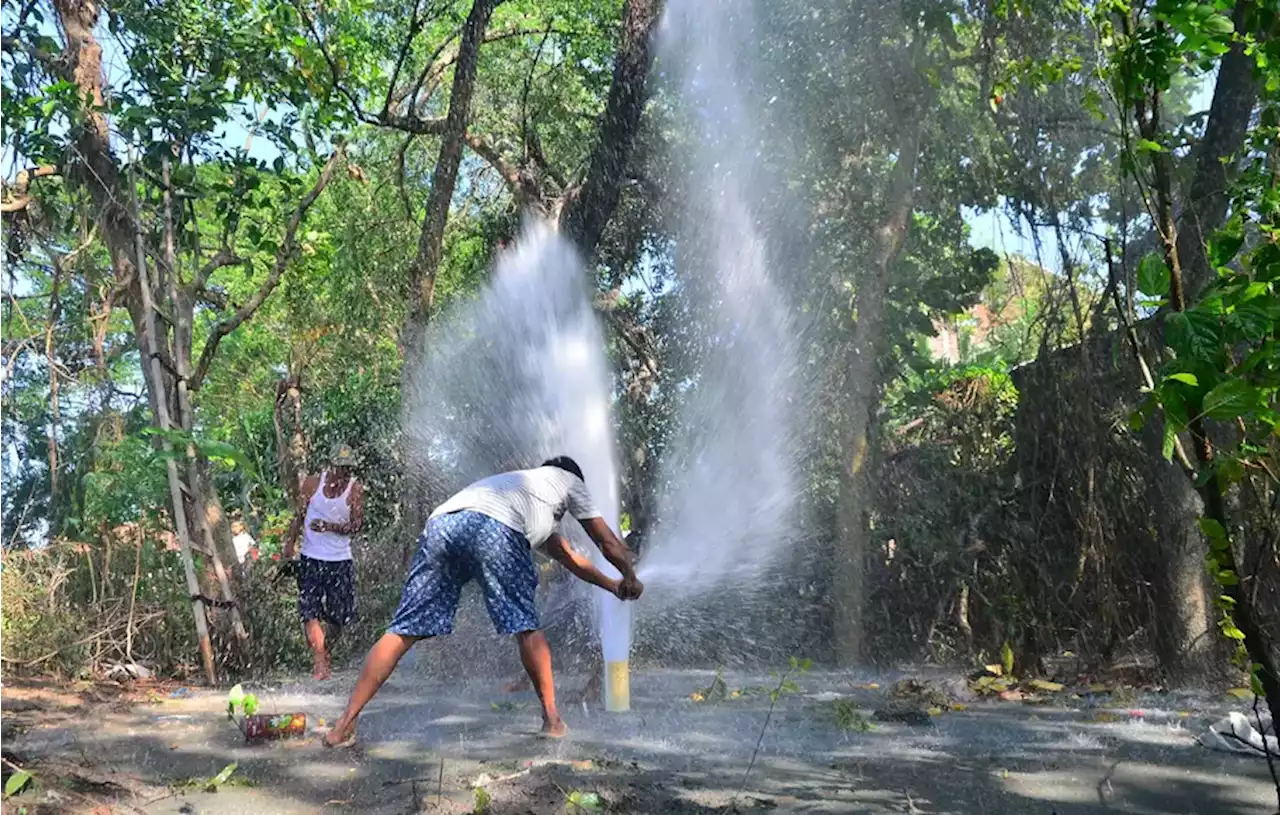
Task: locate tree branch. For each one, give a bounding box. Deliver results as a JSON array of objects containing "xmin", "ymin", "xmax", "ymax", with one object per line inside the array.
[
  {"xmin": 193, "ymin": 249, "xmax": 246, "ymax": 291},
  {"xmin": 412, "ymin": 24, "xmax": 571, "ymax": 115},
  {"xmin": 382, "ymin": 0, "xmax": 425, "ymax": 120},
  {"xmin": 395, "ymin": 134, "xmax": 418, "ymax": 222},
  {"xmin": 465, "ymin": 132, "xmax": 524, "ymax": 194},
  {"xmin": 406, "ymin": 0, "xmax": 499, "ymax": 330},
  {"xmin": 1, "ymin": 34, "xmax": 63, "ymax": 75},
  {"xmin": 1, "ymin": 165, "xmax": 60, "ymax": 213},
  {"xmin": 190, "ymin": 146, "xmax": 345, "ymax": 390}
]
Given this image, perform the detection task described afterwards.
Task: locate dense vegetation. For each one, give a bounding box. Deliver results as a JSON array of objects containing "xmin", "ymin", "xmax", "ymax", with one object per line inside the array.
[{"xmin": 2, "ymin": 0, "xmax": 1277, "ymax": 733}]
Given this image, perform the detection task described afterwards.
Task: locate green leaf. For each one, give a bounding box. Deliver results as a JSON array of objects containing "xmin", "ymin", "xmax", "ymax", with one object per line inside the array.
[
  {"xmin": 1216, "ymin": 570, "xmax": 1240, "ymax": 587},
  {"xmin": 475, "ymin": 787, "xmax": 492, "ymax": 815},
  {"xmin": 4, "ymin": 770, "xmax": 33, "ymax": 798},
  {"xmin": 1165, "ymin": 372, "xmax": 1199, "ymax": 387},
  {"xmin": 1217, "ymin": 456, "xmax": 1246, "ymax": 486},
  {"xmin": 227, "ymin": 683, "xmax": 245, "ymax": 708},
  {"xmin": 1197, "ymin": 518, "xmax": 1226, "ymax": 540},
  {"xmin": 1252, "ymin": 671, "xmax": 1266, "ymax": 697},
  {"xmin": 1161, "ymin": 420, "xmax": 1178, "ymax": 461},
  {"xmin": 1138, "ymin": 253, "xmax": 1170, "ymax": 297},
  {"xmin": 1208, "ymin": 228, "xmax": 1245, "ymax": 270},
  {"xmin": 566, "ymin": 790, "xmax": 602, "ymax": 810},
  {"xmin": 210, "ymin": 762, "xmax": 238, "ymax": 788},
  {"xmin": 242, "ymin": 693, "xmax": 259, "ymax": 717},
  {"xmin": 1202, "ymin": 379, "xmax": 1256, "ymax": 420},
  {"xmin": 1202, "ymin": 14, "xmax": 1234, "ymax": 36},
  {"xmin": 1001, "ymin": 640, "xmax": 1015, "ymax": 676},
  {"xmin": 1135, "ymin": 138, "xmax": 1166, "ymax": 153}
]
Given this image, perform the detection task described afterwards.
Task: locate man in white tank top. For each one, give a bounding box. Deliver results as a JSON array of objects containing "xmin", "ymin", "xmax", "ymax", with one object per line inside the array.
[
  {"xmin": 283, "ymin": 443, "xmax": 365, "ymax": 680},
  {"xmin": 321, "ymin": 456, "xmax": 642, "ymax": 747}
]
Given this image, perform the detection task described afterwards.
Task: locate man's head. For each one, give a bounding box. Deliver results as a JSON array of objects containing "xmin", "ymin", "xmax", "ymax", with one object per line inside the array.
[
  {"xmin": 330, "ymin": 442, "xmax": 357, "ymax": 478},
  {"xmin": 542, "ymin": 455, "xmax": 584, "ymax": 482},
  {"xmin": 231, "ymin": 520, "xmax": 247, "ymax": 536}
]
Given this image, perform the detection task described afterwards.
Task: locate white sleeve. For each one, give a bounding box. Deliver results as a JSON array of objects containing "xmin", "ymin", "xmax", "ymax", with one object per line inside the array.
[{"xmin": 567, "ymin": 477, "xmax": 602, "ymax": 520}]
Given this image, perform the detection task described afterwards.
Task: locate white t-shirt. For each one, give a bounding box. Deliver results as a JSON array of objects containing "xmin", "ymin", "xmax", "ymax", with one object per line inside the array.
[
  {"xmin": 232, "ymin": 532, "xmax": 256, "ymax": 564},
  {"xmin": 430, "ymin": 466, "xmax": 602, "ymax": 548}
]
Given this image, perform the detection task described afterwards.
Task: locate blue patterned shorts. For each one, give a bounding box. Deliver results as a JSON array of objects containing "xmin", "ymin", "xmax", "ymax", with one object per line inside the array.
[{"xmin": 388, "ymin": 510, "xmax": 539, "ymax": 637}]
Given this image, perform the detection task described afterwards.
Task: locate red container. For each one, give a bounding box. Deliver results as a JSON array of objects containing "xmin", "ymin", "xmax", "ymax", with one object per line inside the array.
[{"xmin": 243, "ymin": 712, "xmax": 307, "ymax": 742}]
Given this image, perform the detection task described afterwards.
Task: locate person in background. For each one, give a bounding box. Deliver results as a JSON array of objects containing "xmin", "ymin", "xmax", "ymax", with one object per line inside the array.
[
  {"xmin": 231, "ymin": 519, "xmax": 257, "ymax": 565},
  {"xmin": 321, "ymin": 456, "xmax": 642, "ymax": 747},
  {"xmin": 284, "ymin": 443, "xmax": 365, "ymax": 680}
]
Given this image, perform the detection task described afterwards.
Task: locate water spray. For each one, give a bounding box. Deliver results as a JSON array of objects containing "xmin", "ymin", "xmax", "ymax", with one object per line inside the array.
[{"xmin": 409, "ymin": 221, "xmax": 633, "ymax": 712}]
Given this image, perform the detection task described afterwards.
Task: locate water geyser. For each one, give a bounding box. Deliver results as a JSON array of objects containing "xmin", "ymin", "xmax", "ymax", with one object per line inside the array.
[{"xmin": 406, "ymin": 221, "xmax": 631, "ymax": 710}]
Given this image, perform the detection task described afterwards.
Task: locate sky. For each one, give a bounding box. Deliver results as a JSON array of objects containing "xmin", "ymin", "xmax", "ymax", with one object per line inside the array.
[{"xmin": 963, "ymin": 76, "xmax": 1215, "ymax": 272}]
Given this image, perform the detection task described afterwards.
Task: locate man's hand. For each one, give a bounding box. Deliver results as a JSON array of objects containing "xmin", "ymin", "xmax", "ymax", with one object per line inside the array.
[
  {"xmin": 309, "ymin": 518, "xmax": 330, "ymax": 533},
  {"xmin": 615, "ymin": 573, "xmax": 644, "ymax": 601}
]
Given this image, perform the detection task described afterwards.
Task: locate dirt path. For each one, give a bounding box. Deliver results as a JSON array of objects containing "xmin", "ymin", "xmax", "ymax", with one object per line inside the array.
[{"xmin": 2, "ymin": 667, "xmax": 1275, "ymax": 814}]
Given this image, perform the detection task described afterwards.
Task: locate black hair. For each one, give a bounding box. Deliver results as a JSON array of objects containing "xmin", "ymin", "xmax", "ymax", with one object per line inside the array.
[{"xmin": 542, "ymin": 455, "xmax": 584, "ymax": 482}]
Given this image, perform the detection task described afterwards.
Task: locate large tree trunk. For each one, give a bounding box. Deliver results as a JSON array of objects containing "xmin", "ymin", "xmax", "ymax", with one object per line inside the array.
[
  {"xmin": 833, "ymin": 124, "xmax": 922, "ymax": 665},
  {"xmin": 1144, "ymin": 429, "xmax": 1224, "ymax": 684},
  {"xmin": 559, "ymin": 0, "xmax": 662, "ymax": 255},
  {"xmin": 399, "ymin": 0, "xmax": 499, "ymax": 559},
  {"xmin": 1174, "ymin": 0, "xmax": 1261, "ymax": 301},
  {"xmin": 50, "ymin": 0, "xmax": 219, "ymax": 680},
  {"xmin": 1138, "ymin": 0, "xmax": 1262, "ymax": 688}
]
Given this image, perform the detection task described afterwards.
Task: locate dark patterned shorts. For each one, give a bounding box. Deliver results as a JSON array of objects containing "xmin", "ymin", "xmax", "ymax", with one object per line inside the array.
[
  {"xmin": 388, "ymin": 510, "xmax": 539, "ymax": 637},
  {"xmin": 296, "ymin": 555, "xmax": 357, "ymax": 627}
]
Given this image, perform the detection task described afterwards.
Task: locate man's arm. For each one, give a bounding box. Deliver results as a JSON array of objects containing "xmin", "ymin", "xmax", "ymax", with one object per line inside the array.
[
  {"xmin": 312, "ymin": 481, "xmax": 364, "ymax": 535},
  {"xmin": 283, "ymin": 475, "xmax": 320, "ymax": 558},
  {"xmin": 578, "ymin": 517, "xmax": 643, "ymax": 599},
  {"xmin": 544, "ymin": 535, "xmax": 621, "ymax": 595}
]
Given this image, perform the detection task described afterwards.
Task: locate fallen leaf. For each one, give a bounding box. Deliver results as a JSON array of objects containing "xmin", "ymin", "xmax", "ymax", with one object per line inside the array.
[
  {"xmin": 1029, "ymin": 679, "xmax": 1064, "ymax": 692},
  {"xmin": 1226, "ymin": 687, "xmax": 1254, "ymax": 700},
  {"xmin": 689, "ymin": 692, "xmax": 705, "ymax": 702},
  {"xmin": 984, "ymin": 664, "xmax": 1004, "ymax": 677},
  {"xmin": 950, "ymin": 703, "xmax": 967, "ymax": 712},
  {"xmin": 1087, "ymin": 683, "xmax": 1112, "ymax": 694},
  {"xmin": 926, "ymin": 706, "xmax": 943, "ymax": 716},
  {"xmin": 998, "ymin": 690, "xmax": 1024, "ymax": 702}
]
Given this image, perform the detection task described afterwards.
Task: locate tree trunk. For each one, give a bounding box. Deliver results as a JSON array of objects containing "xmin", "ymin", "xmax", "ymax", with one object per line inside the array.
[
  {"xmin": 50, "ymin": 0, "xmax": 217, "ymax": 681},
  {"xmin": 833, "ymin": 123, "xmax": 922, "ymax": 665},
  {"xmin": 1143, "ymin": 431, "xmax": 1224, "ymax": 684},
  {"xmin": 275, "ymin": 374, "xmax": 308, "ymax": 510},
  {"xmin": 559, "ymin": 0, "xmax": 663, "ymax": 255},
  {"xmin": 1174, "ymin": 0, "xmax": 1261, "ymax": 301},
  {"xmin": 399, "ymin": 0, "xmax": 499, "ymax": 557}
]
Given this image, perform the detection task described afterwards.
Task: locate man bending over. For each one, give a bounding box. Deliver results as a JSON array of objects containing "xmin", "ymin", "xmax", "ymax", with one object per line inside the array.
[{"xmin": 322, "ymin": 456, "xmax": 642, "ymax": 746}]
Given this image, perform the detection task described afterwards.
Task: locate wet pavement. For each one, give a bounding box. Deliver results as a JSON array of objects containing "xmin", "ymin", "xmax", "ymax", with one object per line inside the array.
[{"xmin": 4, "ymin": 662, "xmax": 1275, "ymax": 814}]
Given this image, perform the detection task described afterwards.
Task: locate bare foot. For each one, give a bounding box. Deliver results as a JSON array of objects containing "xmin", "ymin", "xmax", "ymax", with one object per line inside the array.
[{"xmin": 538, "ymin": 716, "xmax": 568, "ymax": 739}]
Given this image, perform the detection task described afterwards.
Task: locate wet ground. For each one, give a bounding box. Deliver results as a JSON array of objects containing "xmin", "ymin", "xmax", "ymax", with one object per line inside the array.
[{"xmin": 2, "ymin": 661, "xmax": 1276, "ymax": 814}]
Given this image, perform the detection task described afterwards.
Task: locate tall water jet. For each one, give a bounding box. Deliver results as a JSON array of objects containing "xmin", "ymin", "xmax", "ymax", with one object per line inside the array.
[
  {"xmin": 405, "ymin": 222, "xmax": 631, "ymax": 710},
  {"xmin": 636, "ymin": 0, "xmax": 808, "ymax": 658}
]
